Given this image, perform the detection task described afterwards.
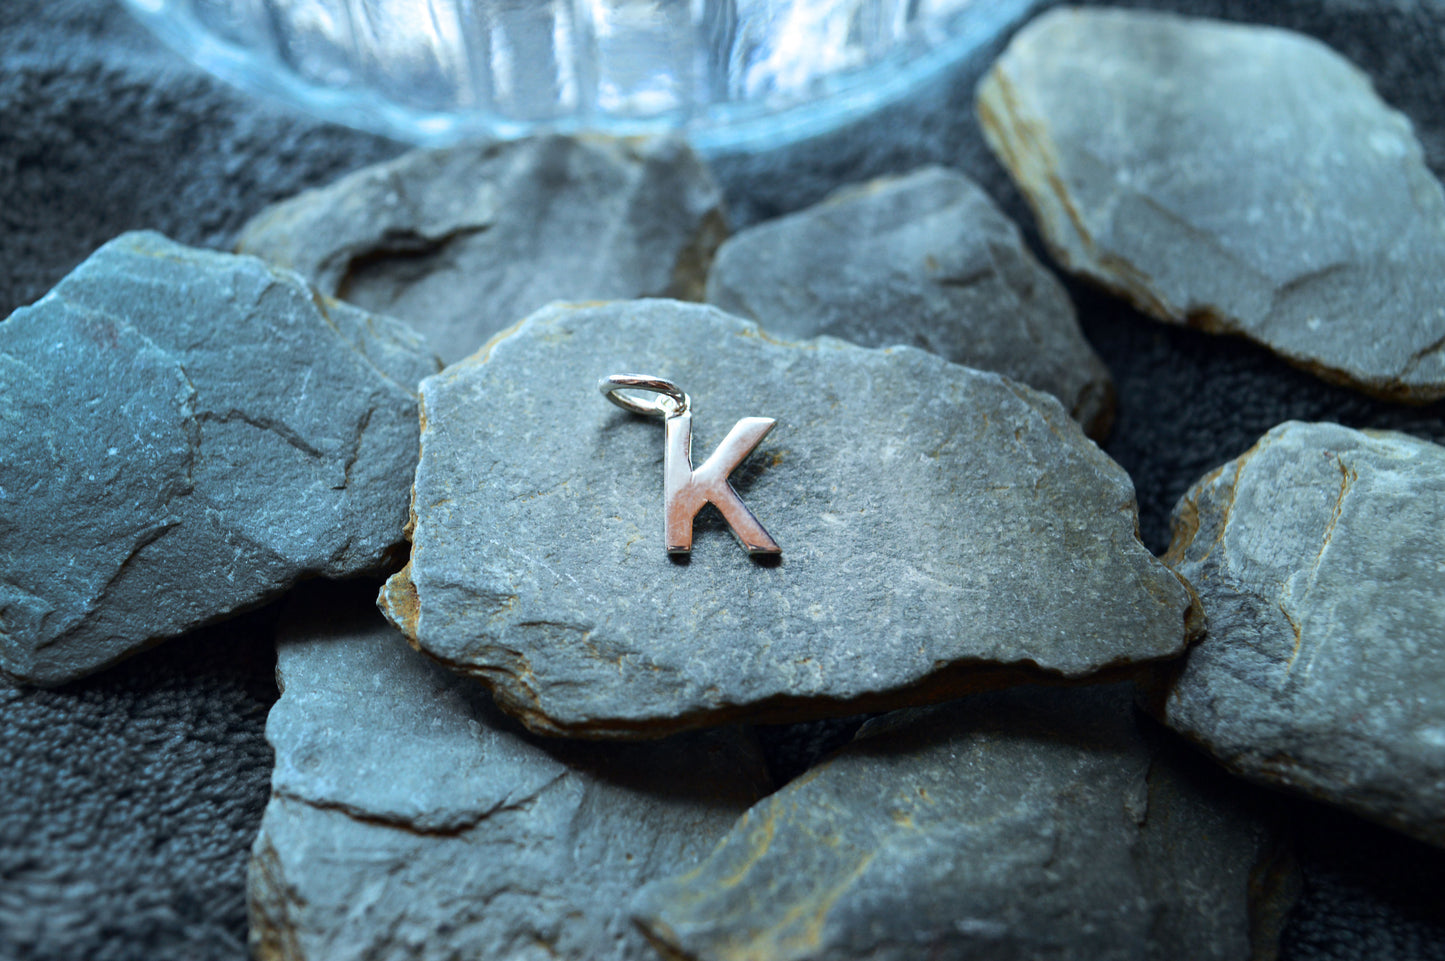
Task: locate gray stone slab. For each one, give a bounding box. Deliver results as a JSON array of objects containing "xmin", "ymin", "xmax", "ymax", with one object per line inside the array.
[
  {"xmin": 250, "ymin": 583, "xmax": 769, "ymax": 961},
  {"xmin": 378, "ymin": 299, "xmax": 1197, "ymax": 738},
  {"xmin": 0, "ymin": 232, "xmax": 437, "ymax": 685},
  {"xmin": 633, "ymin": 684, "xmax": 1292, "ymax": 961},
  {"xmin": 977, "ymin": 7, "xmax": 1445, "ymax": 402},
  {"xmin": 1163, "ymin": 421, "xmax": 1445, "ymax": 847},
  {"xmin": 706, "ymin": 166, "xmax": 1114, "ymax": 438},
  {"xmin": 236, "ymin": 135, "xmax": 726, "ymax": 365}
]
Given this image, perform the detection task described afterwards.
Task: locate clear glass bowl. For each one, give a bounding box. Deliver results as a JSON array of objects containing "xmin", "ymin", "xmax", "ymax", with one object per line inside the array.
[{"xmin": 122, "ymin": 0, "xmax": 1035, "ymax": 149}]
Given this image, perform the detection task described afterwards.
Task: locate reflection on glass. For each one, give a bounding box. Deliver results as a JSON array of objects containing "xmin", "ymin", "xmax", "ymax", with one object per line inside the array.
[{"xmin": 123, "ymin": 0, "xmax": 1035, "ymax": 147}]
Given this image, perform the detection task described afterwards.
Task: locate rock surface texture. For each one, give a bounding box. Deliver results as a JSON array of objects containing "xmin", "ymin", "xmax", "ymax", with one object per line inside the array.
[
  {"xmin": 633, "ymin": 684, "xmax": 1290, "ymax": 961},
  {"xmin": 0, "ymin": 232, "xmax": 436, "ymax": 685},
  {"xmin": 379, "ymin": 299, "xmax": 1197, "ymax": 738},
  {"xmin": 237, "ymin": 135, "xmax": 726, "ymax": 364},
  {"xmin": 1164, "ymin": 421, "xmax": 1445, "ymax": 847},
  {"xmin": 250, "ymin": 584, "xmax": 769, "ymax": 961},
  {"xmin": 706, "ymin": 166, "xmax": 1115, "ymax": 437},
  {"xmin": 977, "ymin": 7, "xmax": 1445, "ymax": 401}
]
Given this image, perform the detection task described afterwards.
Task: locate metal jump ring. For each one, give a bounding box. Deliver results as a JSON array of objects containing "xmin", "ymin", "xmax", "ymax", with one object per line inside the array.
[{"xmin": 598, "ymin": 374, "xmax": 691, "ymax": 418}]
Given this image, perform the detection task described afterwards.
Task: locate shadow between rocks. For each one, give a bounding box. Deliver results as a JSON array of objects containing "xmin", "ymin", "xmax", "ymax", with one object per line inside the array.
[
  {"xmin": 1069, "ymin": 280, "xmax": 1445, "ymax": 555},
  {"xmin": 1278, "ymin": 797, "xmax": 1445, "ymax": 961}
]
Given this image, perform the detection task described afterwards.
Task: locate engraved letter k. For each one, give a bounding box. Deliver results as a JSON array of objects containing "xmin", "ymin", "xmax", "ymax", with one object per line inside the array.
[{"xmin": 664, "ymin": 410, "xmax": 781, "ymax": 555}]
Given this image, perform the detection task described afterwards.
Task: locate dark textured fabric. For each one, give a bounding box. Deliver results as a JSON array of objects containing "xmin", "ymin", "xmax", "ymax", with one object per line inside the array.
[
  {"xmin": 0, "ymin": 0, "xmax": 404, "ymax": 320},
  {"xmin": 1281, "ymin": 803, "xmax": 1445, "ymax": 961},
  {"xmin": 1, "ymin": 1, "xmax": 1444, "ymax": 959},
  {"xmin": 0, "ymin": 605, "xmax": 281, "ymax": 961}
]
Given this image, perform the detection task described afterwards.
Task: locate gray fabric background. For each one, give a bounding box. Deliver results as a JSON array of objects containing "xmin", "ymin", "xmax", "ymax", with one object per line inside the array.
[{"xmin": 1, "ymin": 1, "xmax": 1443, "ymax": 958}]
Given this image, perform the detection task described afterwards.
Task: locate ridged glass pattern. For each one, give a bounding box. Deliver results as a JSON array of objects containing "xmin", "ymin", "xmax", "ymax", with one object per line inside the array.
[{"xmin": 122, "ymin": 0, "xmax": 1035, "ymax": 148}]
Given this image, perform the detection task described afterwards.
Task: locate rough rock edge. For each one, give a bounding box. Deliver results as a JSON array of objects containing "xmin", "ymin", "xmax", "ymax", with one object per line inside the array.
[
  {"xmin": 710, "ymin": 167, "xmax": 1117, "ymax": 440},
  {"xmin": 1074, "ymin": 376, "xmax": 1117, "ymax": 443},
  {"xmin": 377, "ymin": 313, "xmax": 532, "ymax": 646},
  {"xmin": 666, "ymin": 204, "xmax": 729, "ymax": 304},
  {"xmin": 248, "ymin": 825, "xmax": 303, "ymax": 961},
  {"xmin": 632, "ymin": 701, "xmax": 1300, "ymax": 961},
  {"xmin": 975, "ymin": 16, "xmax": 1445, "ymax": 404},
  {"xmin": 1, "ymin": 237, "xmax": 434, "ymax": 686},
  {"xmin": 237, "ymin": 136, "xmax": 729, "ymax": 313},
  {"xmin": 1154, "ymin": 424, "xmax": 1445, "ymax": 848}
]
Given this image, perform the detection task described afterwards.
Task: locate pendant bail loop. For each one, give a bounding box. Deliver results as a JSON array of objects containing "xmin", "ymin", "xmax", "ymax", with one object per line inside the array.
[{"xmin": 598, "ymin": 373, "xmax": 691, "ymax": 418}]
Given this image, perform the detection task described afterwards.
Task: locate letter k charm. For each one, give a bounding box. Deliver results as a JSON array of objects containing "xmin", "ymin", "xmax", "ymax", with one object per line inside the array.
[
  {"xmin": 665, "ymin": 409, "xmax": 780, "ymax": 555},
  {"xmin": 599, "ymin": 374, "xmax": 781, "ymax": 556}
]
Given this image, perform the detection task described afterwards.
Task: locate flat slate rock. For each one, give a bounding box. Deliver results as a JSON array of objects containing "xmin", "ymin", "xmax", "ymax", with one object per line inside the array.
[
  {"xmin": 977, "ymin": 7, "xmax": 1445, "ymax": 402},
  {"xmin": 633, "ymin": 684, "xmax": 1291, "ymax": 961},
  {"xmin": 0, "ymin": 231, "xmax": 436, "ymax": 685},
  {"xmin": 706, "ymin": 166, "xmax": 1115, "ymax": 438},
  {"xmin": 1163, "ymin": 421, "xmax": 1445, "ymax": 847},
  {"xmin": 237, "ymin": 135, "xmax": 726, "ymax": 365},
  {"xmin": 250, "ymin": 583, "xmax": 769, "ymax": 961},
  {"xmin": 379, "ymin": 299, "xmax": 1197, "ymax": 738}
]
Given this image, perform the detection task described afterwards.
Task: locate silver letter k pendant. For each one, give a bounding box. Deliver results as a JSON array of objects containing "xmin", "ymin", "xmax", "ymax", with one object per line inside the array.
[{"xmin": 600, "ymin": 374, "xmax": 781, "ymax": 556}]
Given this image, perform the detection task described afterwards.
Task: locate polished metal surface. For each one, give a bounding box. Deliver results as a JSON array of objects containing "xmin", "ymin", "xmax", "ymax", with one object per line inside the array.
[
  {"xmin": 601, "ymin": 374, "xmax": 780, "ymax": 556},
  {"xmin": 599, "ymin": 374, "xmax": 691, "ymax": 418},
  {"xmin": 665, "ymin": 411, "xmax": 781, "ymax": 555}
]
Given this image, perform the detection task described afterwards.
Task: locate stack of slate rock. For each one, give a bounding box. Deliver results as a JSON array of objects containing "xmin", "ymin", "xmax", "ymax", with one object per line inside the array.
[{"xmin": 3, "ymin": 8, "xmax": 1443, "ymax": 960}]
